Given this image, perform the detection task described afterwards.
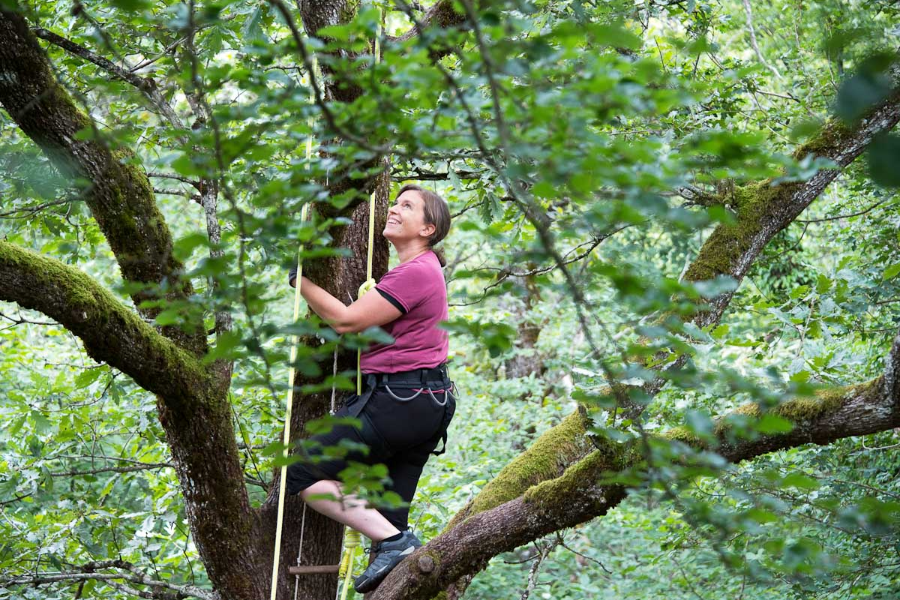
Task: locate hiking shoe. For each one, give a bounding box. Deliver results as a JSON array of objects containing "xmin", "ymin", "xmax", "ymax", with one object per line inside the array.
[{"xmin": 353, "ymin": 531, "xmax": 422, "ymax": 593}]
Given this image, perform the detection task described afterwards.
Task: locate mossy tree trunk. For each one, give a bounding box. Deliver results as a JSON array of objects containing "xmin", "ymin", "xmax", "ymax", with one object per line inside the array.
[{"xmin": 0, "ymin": 9, "xmax": 261, "ymax": 599}]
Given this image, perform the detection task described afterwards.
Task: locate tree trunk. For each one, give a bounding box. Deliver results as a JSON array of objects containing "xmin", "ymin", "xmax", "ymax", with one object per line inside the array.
[{"xmin": 255, "ymin": 167, "xmax": 393, "ymax": 600}]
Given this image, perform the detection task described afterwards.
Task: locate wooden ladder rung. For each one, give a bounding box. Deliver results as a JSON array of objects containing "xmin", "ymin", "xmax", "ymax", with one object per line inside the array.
[{"xmin": 287, "ymin": 565, "xmax": 341, "ymax": 575}]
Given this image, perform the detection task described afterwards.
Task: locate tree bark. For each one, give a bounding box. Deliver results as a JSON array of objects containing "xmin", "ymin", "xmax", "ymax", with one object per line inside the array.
[{"xmin": 0, "ymin": 9, "xmax": 260, "ymax": 599}]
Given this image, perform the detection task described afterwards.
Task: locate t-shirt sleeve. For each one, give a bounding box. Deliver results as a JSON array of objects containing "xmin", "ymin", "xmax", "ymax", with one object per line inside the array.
[{"xmin": 375, "ymin": 261, "xmax": 436, "ymax": 313}]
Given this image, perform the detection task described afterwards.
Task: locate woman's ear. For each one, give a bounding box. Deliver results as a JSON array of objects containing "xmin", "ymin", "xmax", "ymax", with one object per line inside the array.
[{"xmin": 420, "ymin": 223, "xmax": 436, "ymax": 239}]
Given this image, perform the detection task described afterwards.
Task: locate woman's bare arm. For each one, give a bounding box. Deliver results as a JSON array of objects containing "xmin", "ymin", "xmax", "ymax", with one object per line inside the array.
[{"xmin": 292, "ymin": 276, "xmax": 402, "ymax": 334}]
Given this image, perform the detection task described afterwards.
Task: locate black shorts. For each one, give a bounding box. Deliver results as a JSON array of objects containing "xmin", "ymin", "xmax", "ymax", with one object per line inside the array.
[{"xmin": 285, "ymin": 380, "xmax": 456, "ymax": 530}]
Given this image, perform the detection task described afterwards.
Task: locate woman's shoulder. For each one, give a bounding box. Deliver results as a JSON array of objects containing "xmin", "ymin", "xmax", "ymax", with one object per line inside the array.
[
  {"xmin": 380, "ymin": 250, "xmax": 443, "ymax": 288},
  {"xmin": 391, "ymin": 250, "xmax": 441, "ymax": 273}
]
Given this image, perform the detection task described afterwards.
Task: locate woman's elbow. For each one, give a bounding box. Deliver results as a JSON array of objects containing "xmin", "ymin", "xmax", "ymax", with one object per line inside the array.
[{"xmin": 332, "ymin": 321, "xmax": 363, "ymax": 335}]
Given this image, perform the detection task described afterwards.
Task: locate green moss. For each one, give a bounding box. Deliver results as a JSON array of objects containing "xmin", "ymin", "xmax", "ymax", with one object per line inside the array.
[
  {"xmin": 662, "ymin": 425, "xmax": 706, "ymax": 448},
  {"xmin": 447, "ymin": 409, "xmax": 593, "ymax": 528},
  {"xmin": 0, "ymin": 241, "xmax": 208, "ymax": 397},
  {"xmin": 340, "ymin": 0, "xmax": 362, "ymax": 24},
  {"xmin": 684, "ymin": 178, "xmax": 794, "ymax": 283},
  {"xmin": 774, "ymin": 384, "xmax": 858, "ymax": 422},
  {"xmin": 792, "ymin": 118, "xmax": 850, "ymax": 159},
  {"xmin": 523, "ymin": 435, "xmax": 630, "ymax": 511}
]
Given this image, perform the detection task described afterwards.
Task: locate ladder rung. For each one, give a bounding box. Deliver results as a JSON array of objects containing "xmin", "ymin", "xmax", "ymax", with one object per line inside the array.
[{"xmin": 287, "ymin": 565, "xmax": 341, "ymax": 575}]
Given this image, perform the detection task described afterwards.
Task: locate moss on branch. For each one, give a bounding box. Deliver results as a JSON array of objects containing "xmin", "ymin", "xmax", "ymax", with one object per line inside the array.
[
  {"xmin": 447, "ymin": 409, "xmax": 594, "ymax": 527},
  {"xmin": 0, "ymin": 241, "xmax": 209, "ymax": 401}
]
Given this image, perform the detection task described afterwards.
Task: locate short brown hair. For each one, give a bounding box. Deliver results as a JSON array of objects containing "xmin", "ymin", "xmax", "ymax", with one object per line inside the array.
[{"xmin": 396, "ymin": 184, "xmax": 451, "ymax": 266}]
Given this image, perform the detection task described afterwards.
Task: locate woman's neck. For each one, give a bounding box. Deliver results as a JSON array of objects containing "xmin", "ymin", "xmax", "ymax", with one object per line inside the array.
[{"xmin": 393, "ymin": 241, "xmax": 430, "ymax": 264}]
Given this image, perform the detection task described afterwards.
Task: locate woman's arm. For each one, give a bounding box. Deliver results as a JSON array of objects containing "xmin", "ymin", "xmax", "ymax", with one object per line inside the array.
[{"xmin": 291, "ymin": 276, "xmax": 402, "ymax": 334}]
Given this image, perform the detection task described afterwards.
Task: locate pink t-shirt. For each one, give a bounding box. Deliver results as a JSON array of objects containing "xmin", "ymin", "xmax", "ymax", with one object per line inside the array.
[{"xmin": 360, "ymin": 250, "xmax": 449, "ymax": 374}]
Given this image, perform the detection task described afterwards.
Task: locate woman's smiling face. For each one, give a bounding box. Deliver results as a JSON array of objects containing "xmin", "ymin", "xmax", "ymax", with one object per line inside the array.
[{"xmin": 383, "ymin": 189, "xmax": 436, "ymax": 244}]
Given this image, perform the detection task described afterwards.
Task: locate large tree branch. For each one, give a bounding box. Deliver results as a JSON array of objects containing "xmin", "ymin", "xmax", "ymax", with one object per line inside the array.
[
  {"xmin": 0, "ymin": 8, "xmax": 205, "ymax": 354},
  {"xmin": 391, "ymin": 0, "xmax": 467, "ymax": 44},
  {"xmin": 374, "ymin": 367, "xmax": 899, "ymax": 599},
  {"xmin": 3, "ymin": 559, "xmax": 215, "ymax": 600},
  {"xmin": 684, "ymin": 67, "xmax": 900, "ymax": 326},
  {"xmin": 0, "ymin": 241, "xmax": 262, "ymax": 600},
  {"xmin": 444, "ymin": 82, "xmax": 900, "ymax": 530},
  {"xmin": 0, "ymin": 241, "xmax": 208, "ymax": 400}
]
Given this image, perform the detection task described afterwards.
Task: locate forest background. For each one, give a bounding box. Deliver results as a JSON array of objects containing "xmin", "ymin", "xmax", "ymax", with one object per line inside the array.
[{"xmin": 1, "ymin": 0, "xmax": 900, "ymax": 599}]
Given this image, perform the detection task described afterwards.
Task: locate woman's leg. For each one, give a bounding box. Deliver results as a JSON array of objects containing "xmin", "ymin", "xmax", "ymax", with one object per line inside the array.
[{"xmin": 300, "ymin": 480, "xmax": 400, "ymax": 541}]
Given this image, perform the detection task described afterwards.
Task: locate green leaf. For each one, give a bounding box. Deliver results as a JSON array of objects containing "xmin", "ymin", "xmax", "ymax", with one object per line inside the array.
[
  {"xmin": 710, "ymin": 324, "xmax": 729, "ymax": 340},
  {"xmin": 242, "ymin": 5, "xmax": 268, "ymax": 43},
  {"xmin": 869, "ymin": 134, "xmax": 900, "ymax": 188},
  {"xmin": 109, "ymin": 0, "xmax": 151, "ymax": 11},
  {"xmin": 883, "ymin": 262, "xmax": 900, "ymax": 281},
  {"xmin": 781, "ymin": 472, "xmax": 820, "ymax": 491},
  {"xmin": 478, "ymin": 191, "xmax": 501, "ymax": 226},
  {"xmin": 756, "ymin": 414, "xmax": 794, "ymax": 435},
  {"xmin": 789, "ymin": 285, "xmax": 810, "ymax": 300},
  {"xmin": 75, "ymin": 368, "xmax": 105, "ymax": 389}
]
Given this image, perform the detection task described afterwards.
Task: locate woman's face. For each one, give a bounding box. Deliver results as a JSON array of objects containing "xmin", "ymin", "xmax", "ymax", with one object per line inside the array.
[{"xmin": 383, "ymin": 190, "xmax": 435, "ymax": 245}]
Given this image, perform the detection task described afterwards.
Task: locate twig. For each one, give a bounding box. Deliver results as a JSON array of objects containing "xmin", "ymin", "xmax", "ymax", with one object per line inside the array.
[
  {"xmin": 47, "ymin": 463, "xmax": 171, "ymax": 477},
  {"xmin": 33, "ymin": 28, "xmax": 184, "ymax": 131},
  {"xmin": 741, "ymin": 0, "xmax": 782, "ymax": 80},
  {"xmin": 0, "ymin": 311, "xmax": 57, "ymax": 326},
  {"xmin": 3, "ymin": 560, "xmax": 213, "ymax": 600},
  {"xmin": 0, "ymin": 198, "xmax": 78, "ymax": 218},
  {"xmin": 519, "ymin": 539, "xmax": 558, "ymax": 600},
  {"xmin": 797, "ymin": 196, "xmax": 893, "ymax": 224},
  {"xmin": 146, "ymin": 171, "xmax": 201, "ymax": 188}
]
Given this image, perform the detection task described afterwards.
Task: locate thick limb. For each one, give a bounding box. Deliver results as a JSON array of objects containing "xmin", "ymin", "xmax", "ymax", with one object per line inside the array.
[{"xmin": 301, "ymin": 480, "xmax": 401, "ymax": 541}]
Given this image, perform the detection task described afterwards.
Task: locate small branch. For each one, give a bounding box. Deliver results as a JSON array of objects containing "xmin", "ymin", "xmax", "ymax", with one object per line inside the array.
[
  {"xmin": 146, "ymin": 172, "xmax": 201, "ymax": 189},
  {"xmin": 675, "ymin": 185, "xmax": 722, "ymax": 206},
  {"xmin": 741, "ymin": 0, "xmax": 782, "ymax": 80},
  {"xmin": 129, "ymin": 35, "xmax": 188, "ymax": 73},
  {"xmin": 556, "ymin": 534, "xmax": 612, "ymax": 576},
  {"xmin": 152, "ymin": 188, "xmax": 202, "ymax": 204},
  {"xmin": 0, "ymin": 310, "xmax": 57, "ymax": 326},
  {"xmin": 33, "ymin": 27, "xmax": 148, "ymax": 89},
  {"xmin": 2, "ymin": 561, "xmax": 214, "ymax": 600},
  {"xmin": 519, "ymin": 539, "xmax": 558, "ymax": 600},
  {"xmin": 391, "ymin": 168, "xmax": 486, "ymax": 181},
  {"xmin": 480, "ymin": 227, "xmax": 629, "ymax": 291},
  {"xmin": 797, "ymin": 196, "xmax": 894, "ymax": 224},
  {"xmin": 0, "ymin": 197, "xmax": 79, "ymax": 218},
  {"xmin": 48, "ymin": 462, "xmax": 172, "ymax": 477},
  {"xmin": 32, "ymin": 28, "xmax": 185, "ymax": 131}
]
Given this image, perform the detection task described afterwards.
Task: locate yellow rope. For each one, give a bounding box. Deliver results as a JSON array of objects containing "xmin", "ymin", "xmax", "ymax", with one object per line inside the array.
[
  {"xmin": 338, "ymin": 529, "xmax": 362, "ymax": 600},
  {"xmin": 357, "ymin": 8, "xmax": 383, "ymax": 396}
]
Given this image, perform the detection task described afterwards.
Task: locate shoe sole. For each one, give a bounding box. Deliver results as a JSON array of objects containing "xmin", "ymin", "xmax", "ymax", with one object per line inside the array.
[{"xmin": 353, "ymin": 546, "xmax": 418, "ymax": 593}]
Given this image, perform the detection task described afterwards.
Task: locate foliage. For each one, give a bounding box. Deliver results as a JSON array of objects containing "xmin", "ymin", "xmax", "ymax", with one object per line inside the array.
[{"xmin": 1, "ymin": 0, "xmax": 899, "ymax": 599}]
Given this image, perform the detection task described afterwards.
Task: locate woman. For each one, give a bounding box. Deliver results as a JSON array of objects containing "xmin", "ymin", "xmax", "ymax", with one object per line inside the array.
[{"xmin": 286, "ymin": 184, "xmax": 455, "ymax": 593}]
